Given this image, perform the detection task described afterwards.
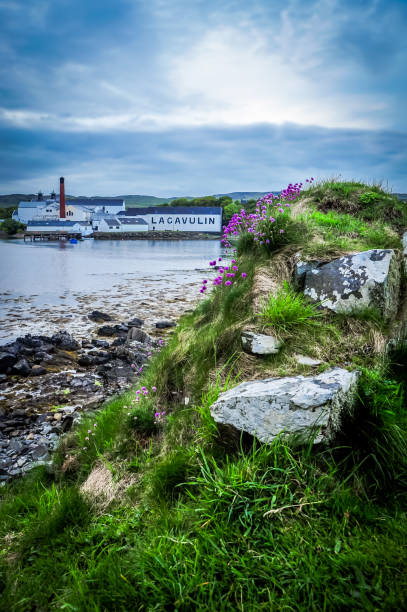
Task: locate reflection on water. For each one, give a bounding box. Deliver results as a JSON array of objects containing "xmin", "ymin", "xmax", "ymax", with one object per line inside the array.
[{"xmin": 0, "ymin": 238, "xmax": 223, "ymax": 344}]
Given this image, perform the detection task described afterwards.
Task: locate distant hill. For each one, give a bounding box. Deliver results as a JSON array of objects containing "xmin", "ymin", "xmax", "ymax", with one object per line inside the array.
[
  {"xmin": 0, "ymin": 194, "xmax": 36, "ymax": 208},
  {"xmin": 2, "ymin": 191, "xmax": 406, "ymax": 209}
]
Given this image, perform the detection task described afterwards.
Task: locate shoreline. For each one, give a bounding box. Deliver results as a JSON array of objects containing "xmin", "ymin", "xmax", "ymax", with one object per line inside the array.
[{"xmin": 93, "ymin": 230, "xmax": 221, "ymax": 240}]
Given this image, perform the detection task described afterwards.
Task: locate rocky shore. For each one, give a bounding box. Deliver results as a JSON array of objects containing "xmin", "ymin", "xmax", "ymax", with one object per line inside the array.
[{"xmin": 0, "ymin": 313, "xmax": 176, "ymax": 483}]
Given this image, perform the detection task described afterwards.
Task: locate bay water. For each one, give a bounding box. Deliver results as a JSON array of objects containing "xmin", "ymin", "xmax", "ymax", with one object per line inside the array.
[{"xmin": 0, "ymin": 238, "xmax": 223, "ymax": 344}]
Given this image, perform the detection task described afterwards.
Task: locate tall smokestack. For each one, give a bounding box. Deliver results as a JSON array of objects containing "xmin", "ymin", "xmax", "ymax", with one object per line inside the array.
[{"xmin": 59, "ymin": 177, "xmax": 65, "ymax": 219}]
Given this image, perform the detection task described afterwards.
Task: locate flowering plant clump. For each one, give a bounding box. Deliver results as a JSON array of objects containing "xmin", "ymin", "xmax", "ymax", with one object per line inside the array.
[
  {"xmin": 221, "ymin": 178, "xmax": 314, "ymax": 253},
  {"xmin": 200, "ymin": 257, "xmax": 248, "ymax": 292},
  {"xmin": 127, "ymin": 384, "xmax": 167, "ymax": 435}
]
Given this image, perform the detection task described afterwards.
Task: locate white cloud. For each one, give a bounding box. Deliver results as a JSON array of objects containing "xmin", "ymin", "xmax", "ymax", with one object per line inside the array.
[{"xmin": 167, "ymin": 19, "xmax": 389, "ymax": 130}]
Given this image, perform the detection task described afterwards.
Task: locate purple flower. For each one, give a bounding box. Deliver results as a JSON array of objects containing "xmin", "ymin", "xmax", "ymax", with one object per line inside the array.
[
  {"xmin": 225, "ymin": 280, "xmax": 232, "ymax": 286},
  {"xmin": 279, "ymin": 229, "xmax": 284, "ymax": 234},
  {"xmin": 241, "ymin": 272, "xmax": 247, "ymax": 278},
  {"xmin": 152, "ymin": 386, "xmax": 157, "ymax": 392}
]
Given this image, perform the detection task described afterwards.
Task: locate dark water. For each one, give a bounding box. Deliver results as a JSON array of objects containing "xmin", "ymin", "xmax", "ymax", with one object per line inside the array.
[{"xmin": 0, "ymin": 238, "xmax": 223, "ymax": 344}]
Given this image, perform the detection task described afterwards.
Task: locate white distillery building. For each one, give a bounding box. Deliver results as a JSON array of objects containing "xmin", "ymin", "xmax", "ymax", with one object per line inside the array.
[
  {"xmin": 13, "ymin": 198, "xmax": 125, "ymax": 224},
  {"xmin": 117, "ymin": 206, "xmax": 223, "ymax": 232}
]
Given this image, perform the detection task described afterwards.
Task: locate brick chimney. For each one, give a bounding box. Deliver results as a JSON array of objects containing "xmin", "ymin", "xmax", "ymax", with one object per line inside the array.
[{"xmin": 59, "ymin": 177, "xmax": 65, "ymax": 219}]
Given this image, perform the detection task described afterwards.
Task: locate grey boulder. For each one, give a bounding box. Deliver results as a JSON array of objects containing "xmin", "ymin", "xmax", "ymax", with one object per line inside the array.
[
  {"xmin": 304, "ymin": 249, "xmax": 400, "ymax": 320},
  {"xmin": 241, "ymin": 331, "xmax": 282, "ymax": 355},
  {"xmin": 210, "ymin": 368, "xmax": 359, "ymax": 445}
]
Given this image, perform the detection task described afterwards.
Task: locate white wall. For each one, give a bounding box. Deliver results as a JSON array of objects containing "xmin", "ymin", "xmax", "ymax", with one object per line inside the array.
[
  {"xmin": 129, "ymin": 212, "xmax": 222, "ymax": 232},
  {"xmin": 94, "ymin": 219, "xmax": 122, "ymax": 232},
  {"xmin": 16, "ymin": 206, "xmax": 40, "ymax": 223},
  {"xmin": 118, "ymin": 223, "xmax": 148, "ymax": 232},
  {"xmin": 26, "ymin": 223, "xmax": 82, "ymax": 232},
  {"xmin": 65, "ymin": 205, "xmax": 92, "ymax": 221}
]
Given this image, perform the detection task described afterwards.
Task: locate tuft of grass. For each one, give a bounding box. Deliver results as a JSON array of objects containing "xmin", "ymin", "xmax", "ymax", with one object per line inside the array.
[
  {"xmin": 147, "ymin": 448, "xmax": 194, "ymax": 501},
  {"xmin": 334, "ymin": 366, "xmax": 407, "ymax": 496},
  {"xmin": 259, "ymin": 282, "xmax": 323, "ymax": 336},
  {"xmin": 128, "ymin": 402, "xmax": 157, "ymax": 437}
]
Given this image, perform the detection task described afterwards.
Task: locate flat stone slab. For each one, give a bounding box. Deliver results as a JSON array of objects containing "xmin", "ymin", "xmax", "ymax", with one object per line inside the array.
[
  {"xmin": 210, "ymin": 368, "xmax": 360, "ymax": 445},
  {"xmin": 295, "ymin": 355, "xmax": 323, "ymax": 366},
  {"xmin": 304, "ymin": 249, "xmax": 400, "ymax": 320},
  {"xmin": 241, "ymin": 331, "xmax": 282, "ymax": 355}
]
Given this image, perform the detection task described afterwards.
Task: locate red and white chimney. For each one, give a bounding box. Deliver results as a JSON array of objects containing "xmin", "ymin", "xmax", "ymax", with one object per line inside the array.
[{"xmin": 59, "ymin": 177, "xmax": 66, "ymax": 219}]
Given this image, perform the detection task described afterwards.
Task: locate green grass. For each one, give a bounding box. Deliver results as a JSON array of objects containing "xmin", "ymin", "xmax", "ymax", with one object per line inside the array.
[
  {"xmin": 303, "ymin": 179, "xmax": 407, "ymax": 229},
  {"xmin": 259, "ymin": 282, "xmax": 323, "ymax": 336},
  {"xmin": 1, "ymin": 368, "xmax": 406, "ymax": 611},
  {"xmin": 299, "ymin": 209, "xmax": 401, "ymax": 258}
]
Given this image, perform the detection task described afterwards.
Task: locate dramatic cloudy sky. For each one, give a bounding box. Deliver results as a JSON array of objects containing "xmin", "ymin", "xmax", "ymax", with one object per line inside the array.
[{"xmin": 1, "ymin": 0, "xmax": 406, "ymax": 196}]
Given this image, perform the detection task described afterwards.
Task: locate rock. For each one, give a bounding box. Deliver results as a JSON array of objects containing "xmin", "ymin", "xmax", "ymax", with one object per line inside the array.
[
  {"xmin": 16, "ymin": 335, "xmax": 42, "ymax": 349},
  {"xmin": 0, "ymin": 374, "xmax": 8, "ymax": 383},
  {"xmin": 61, "ymin": 415, "xmax": 74, "ymax": 432},
  {"xmin": 0, "ymin": 352, "xmax": 17, "ymax": 373},
  {"xmin": 295, "ymin": 355, "xmax": 323, "ymax": 366},
  {"xmin": 88, "ymin": 310, "xmax": 114, "ymax": 322},
  {"xmin": 26, "ymin": 432, "xmax": 35, "ymax": 440},
  {"xmin": 91, "ymin": 339, "xmax": 110, "ymax": 348},
  {"xmin": 8, "ymin": 439, "xmax": 23, "ymax": 453},
  {"xmin": 31, "ymin": 445, "xmax": 50, "ymax": 461},
  {"xmin": 210, "ymin": 368, "xmax": 360, "ymax": 445},
  {"xmin": 19, "ymin": 347, "xmax": 35, "ymax": 356},
  {"xmin": 128, "ymin": 317, "xmax": 144, "ymax": 328},
  {"xmin": 12, "ymin": 358, "xmax": 31, "ymax": 376},
  {"xmin": 31, "ymin": 365, "xmax": 47, "ymax": 376},
  {"xmin": 155, "ymin": 320, "xmax": 176, "ymax": 329},
  {"xmin": 304, "ymin": 249, "xmax": 400, "ymax": 320},
  {"xmin": 97, "ymin": 325, "xmax": 126, "ymax": 337},
  {"xmin": 294, "ymin": 257, "xmax": 323, "ymax": 288},
  {"xmin": 127, "ymin": 328, "xmax": 150, "ymax": 344},
  {"xmin": 51, "ymin": 331, "xmax": 80, "ymax": 351},
  {"xmin": 78, "ymin": 355, "xmax": 96, "ymax": 366},
  {"xmin": 112, "ymin": 336, "xmax": 126, "ymax": 346},
  {"xmin": 53, "ymin": 413, "xmax": 62, "ymax": 421},
  {"xmin": 241, "ymin": 331, "xmax": 282, "ymax": 355}
]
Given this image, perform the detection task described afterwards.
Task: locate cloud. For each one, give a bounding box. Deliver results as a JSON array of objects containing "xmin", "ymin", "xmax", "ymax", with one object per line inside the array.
[
  {"xmin": 1, "ymin": 123, "xmax": 406, "ymax": 195},
  {"xmin": 0, "ymin": 0, "xmax": 406, "ymax": 192}
]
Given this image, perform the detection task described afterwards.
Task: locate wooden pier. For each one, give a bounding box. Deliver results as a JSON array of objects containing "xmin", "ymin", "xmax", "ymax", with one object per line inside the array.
[{"xmin": 24, "ymin": 232, "xmax": 83, "ymax": 242}]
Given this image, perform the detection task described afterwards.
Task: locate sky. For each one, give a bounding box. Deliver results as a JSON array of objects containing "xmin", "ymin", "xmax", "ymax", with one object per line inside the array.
[{"xmin": 1, "ymin": 0, "xmax": 406, "ymax": 196}]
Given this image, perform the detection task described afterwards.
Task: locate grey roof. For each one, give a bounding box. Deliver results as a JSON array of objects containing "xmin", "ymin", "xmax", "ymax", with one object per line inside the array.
[
  {"xmin": 104, "ymin": 218, "xmax": 121, "ymax": 228},
  {"xmin": 118, "ymin": 218, "xmax": 148, "ymax": 225},
  {"xmin": 27, "ymin": 220, "xmax": 77, "ymax": 227},
  {"xmin": 19, "ymin": 201, "xmax": 43, "ymax": 208},
  {"xmin": 91, "ymin": 212, "xmax": 119, "ymax": 221},
  {"xmin": 120, "ymin": 206, "xmax": 223, "ymax": 216},
  {"xmin": 19, "ymin": 200, "xmax": 57, "ymax": 208}
]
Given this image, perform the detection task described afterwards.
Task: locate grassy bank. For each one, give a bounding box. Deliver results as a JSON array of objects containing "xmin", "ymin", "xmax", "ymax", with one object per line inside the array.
[{"xmin": 1, "ymin": 180, "xmax": 406, "ymax": 611}]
